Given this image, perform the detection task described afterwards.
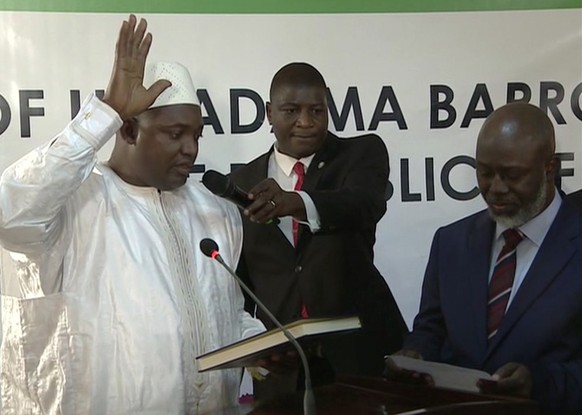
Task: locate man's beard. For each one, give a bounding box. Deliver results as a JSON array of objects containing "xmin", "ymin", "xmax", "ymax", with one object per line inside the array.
[{"xmin": 488, "ymin": 178, "xmax": 548, "ymax": 228}]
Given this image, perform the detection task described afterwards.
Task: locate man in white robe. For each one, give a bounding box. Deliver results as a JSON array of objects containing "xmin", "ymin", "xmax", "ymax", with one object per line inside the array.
[{"xmin": 0, "ymin": 15, "xmax": 265, "ymax": 414}]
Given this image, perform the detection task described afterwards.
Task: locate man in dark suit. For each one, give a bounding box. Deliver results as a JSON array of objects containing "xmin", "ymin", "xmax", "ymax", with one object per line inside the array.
[
  {"xmin": 394, "ymin": 102, "xmax": 582, "ymax": 414},
  {"xmin": 231, "ymin": 62, "xmax": 407, "ymax": 396}
]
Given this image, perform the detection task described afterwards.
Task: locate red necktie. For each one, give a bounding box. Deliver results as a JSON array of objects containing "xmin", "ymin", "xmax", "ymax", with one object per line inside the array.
[
  {"xmin": 292, "ymin": 162, "xmax": 308, "ymax": 318},
  {"xmin": 292, "ymin": 161, "xmax": 305, "ymax": 247},
  {"xmin": 487, "ymin": 228, "xmax": 523, "ymax": 340}
]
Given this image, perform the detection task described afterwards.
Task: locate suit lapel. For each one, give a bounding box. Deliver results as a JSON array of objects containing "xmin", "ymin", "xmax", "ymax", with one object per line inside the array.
[
  {"xmin": 486, "ymin": 202, "xmax": 580, "ymax": 356},
  {"xmin": 465, "ymin": 213, "xmax": 496, "ymax": 362},
  {"xmin": 237, "ymin": 149, "xmax": 271, "ymax": 193},
  {"xmin": 302, "ymin": 132, "xmax": 337, "ymax": 192}
]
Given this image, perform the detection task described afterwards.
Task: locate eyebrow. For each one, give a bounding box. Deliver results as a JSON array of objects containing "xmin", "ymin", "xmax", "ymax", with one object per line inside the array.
[
  {"xmin": 278, "ymin": 102, "xmax": 325, "ymax": 107},
  {"xmin": 158, "ymin": 122, "xmax": 202, "ymax": 129}
]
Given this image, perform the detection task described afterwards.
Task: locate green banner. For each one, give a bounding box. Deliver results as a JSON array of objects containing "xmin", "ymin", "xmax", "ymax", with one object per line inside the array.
[{"xmin": 0, "ymin": 0, "xmax": 580, "ymax": 13}]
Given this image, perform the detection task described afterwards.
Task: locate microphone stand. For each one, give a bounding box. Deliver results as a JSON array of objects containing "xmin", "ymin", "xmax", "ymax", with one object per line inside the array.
[{"xmin": 212, "ymin": 254, "xmax": 316, "ymax": 415}]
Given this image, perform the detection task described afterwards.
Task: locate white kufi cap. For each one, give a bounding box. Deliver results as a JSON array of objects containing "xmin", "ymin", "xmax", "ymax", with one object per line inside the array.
[{"xmin": 144, "ymin": 62, "xmax": 200, "ymax": 109}]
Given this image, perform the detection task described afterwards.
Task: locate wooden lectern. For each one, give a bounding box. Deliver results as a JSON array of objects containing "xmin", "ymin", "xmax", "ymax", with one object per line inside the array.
[{"xmin": 237, "ymin": 375, "xmax": 539, "ymax": 414}]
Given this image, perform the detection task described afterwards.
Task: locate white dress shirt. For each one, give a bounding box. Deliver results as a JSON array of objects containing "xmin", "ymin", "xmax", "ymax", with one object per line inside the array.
[
  {"xmin": 268, "ymin": 146, "xmax": 321, "ymax": 245},
  {"xmin": 489, "ymin": 190, "xmax": 562, "ymax": 308}
]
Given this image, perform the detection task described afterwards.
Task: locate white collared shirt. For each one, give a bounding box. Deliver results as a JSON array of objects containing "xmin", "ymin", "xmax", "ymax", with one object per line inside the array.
[
  {"xmin": 268, "ymin": 146, "xmax": 321, "ymax": 245},
  {"xmin": 488, "ymin": 190, "xmax": 562, "ymax": 308}
]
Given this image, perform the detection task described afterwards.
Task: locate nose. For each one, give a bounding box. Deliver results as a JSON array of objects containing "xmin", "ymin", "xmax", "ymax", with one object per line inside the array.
[
  {"xmin": 488, "ymin": 174, "xmax": 509, "ymax": 194},
  {"xmin": 181, "ymin": 136, "xmax": 199, "ymax": 157},
  {"xmin": 296, "ymin": 109, "xmax": 314, "ymax": 128}
]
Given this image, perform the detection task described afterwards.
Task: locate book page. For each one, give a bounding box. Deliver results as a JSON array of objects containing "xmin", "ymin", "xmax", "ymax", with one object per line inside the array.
[{"xmin": 389, "ymin": 355, "xmax": 494, "ymax": 393}]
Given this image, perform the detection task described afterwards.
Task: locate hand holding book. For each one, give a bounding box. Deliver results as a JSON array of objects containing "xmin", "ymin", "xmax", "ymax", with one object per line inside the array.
[
  {"xmin": 384, "ymin": 354, "xmax": 435, "ymax": 387},
  {"xmin": 384, "ymin": 354, "xmax": 496, "ymax": 393},
  {"xmin": 196, "ymin": 316, "xmax": 361, "ymax": 372},
  {"xmin": 253, "ymin": 349, "xmax": 299, "ymax": 376},
  {"xmin": 477, "ymin": 362, "xmax": 532, "ymax": 398}
]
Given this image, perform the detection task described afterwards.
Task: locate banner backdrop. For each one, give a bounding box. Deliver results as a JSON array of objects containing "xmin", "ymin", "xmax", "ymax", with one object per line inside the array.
[{"xmin": 0, "ymin": 6, "xmax": 581, "ymax": 331}]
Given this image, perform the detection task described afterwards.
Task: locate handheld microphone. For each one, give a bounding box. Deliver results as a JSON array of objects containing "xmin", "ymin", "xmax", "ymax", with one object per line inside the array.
[
  {"xmin": 202, "ymin": 170, "xmax": 251, "ymax": 209},
  {"xmin": 199, "ymin": 238, "xmax": 316, "ymax": 415},
  {"xmin": 201, "ymin": 170, "xmax": 280, "ymax": 225}
]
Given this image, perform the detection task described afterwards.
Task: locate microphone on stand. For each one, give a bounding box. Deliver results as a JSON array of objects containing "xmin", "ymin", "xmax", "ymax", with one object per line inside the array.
[{"xmin": 199, "ymin": 238, "xmax": 316, "ymax": 415}]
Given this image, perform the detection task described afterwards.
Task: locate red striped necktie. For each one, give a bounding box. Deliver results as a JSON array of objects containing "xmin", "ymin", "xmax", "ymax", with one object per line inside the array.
[
  {"xmin": 292, "ymin": 161, "xmax": 305, "ymax": 247},
  {"xmin": 292, "ymin": 161, "xmax": 308, "ymax": 318},
  {"xmin": 487, "ymin": 228, "xmax": 523, "ymax": 340}
]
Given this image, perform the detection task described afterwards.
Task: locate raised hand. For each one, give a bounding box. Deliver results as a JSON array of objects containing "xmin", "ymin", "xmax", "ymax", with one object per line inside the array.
[{"xmin": 102, "ymin": 15, "xmax": 171, "ymax": 120}]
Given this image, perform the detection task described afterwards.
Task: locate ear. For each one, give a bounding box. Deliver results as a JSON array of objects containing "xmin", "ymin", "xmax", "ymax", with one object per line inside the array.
[
  {"xmin": 266, "ymin": 101, "xmax": 272, "ymax": 125},
  {"xmin": 545, "ymin": 155, "xmax": 559, "ymax": 181},
  {"xmin": 119, "ymin": 118, "xmax": 139, "ymax": 145},
  {"xmin": 547, "ymin": 155, "xmax": 561, "ymax": 190}
]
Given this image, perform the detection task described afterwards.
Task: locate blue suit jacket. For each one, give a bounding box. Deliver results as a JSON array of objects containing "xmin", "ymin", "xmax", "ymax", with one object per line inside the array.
[{"xmin": 404, "ymin": 200, "xmax": 582, "ymax": 414}]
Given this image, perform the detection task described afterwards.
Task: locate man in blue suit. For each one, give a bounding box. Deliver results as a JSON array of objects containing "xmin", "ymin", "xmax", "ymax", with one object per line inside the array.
[{"xmin": 397, "ymin": 102, "xmax": 582, "ymax": 414}]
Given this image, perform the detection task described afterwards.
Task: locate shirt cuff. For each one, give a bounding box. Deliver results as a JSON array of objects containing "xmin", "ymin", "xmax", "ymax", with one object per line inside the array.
[
  {"xmin": 71, "ymin": 93, "xmax": 123, "ymax": 151},
  {"xmin": 296, "ymin": 191, "xmax": 321, "ymax": 232}
]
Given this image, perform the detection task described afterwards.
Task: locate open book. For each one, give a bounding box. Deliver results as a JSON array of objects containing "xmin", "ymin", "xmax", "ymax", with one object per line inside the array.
[
  {"xmin": 389, "ymin": 355, "xmax": 495, "ymax": 393},
  {"xmin": 197, "ymin": 316, "xmax": 361, "ymax": 372}
]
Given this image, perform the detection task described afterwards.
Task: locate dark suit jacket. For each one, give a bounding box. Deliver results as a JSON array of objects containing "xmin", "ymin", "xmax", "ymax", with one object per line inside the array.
[
  {"xmin": 231, "ymin": 132, "xmax": 407, "ymax": 379},
  {"xmin": 566, "ymin": 189, "xmax": 582, "ymax": 210},
  {"xmin": 404, "ymin": 200, "xmax": 582, "ymax": 414}
]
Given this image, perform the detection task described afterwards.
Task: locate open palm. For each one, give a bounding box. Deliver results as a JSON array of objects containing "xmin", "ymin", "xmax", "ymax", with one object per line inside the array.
[{"xmin": 102, "ymin": 15, "xmax": 170, "ymax": 120}]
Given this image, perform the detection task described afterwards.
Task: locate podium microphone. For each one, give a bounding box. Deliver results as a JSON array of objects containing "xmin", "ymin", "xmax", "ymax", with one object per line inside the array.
[{"xmin": 199, "ymin": 238, "xmax": 316, "ymax": 415}]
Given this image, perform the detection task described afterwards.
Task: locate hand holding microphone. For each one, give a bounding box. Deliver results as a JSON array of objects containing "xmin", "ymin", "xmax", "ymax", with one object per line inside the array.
[
  {"xmin": 202, "ymin": 170, "xmax": 305, "ymax": 225},
  {"xmin": 245, "ymin": 177, "xmax": 307, "ymax": 225},
  {"xmin": 201, "ymin": 170, "xmax": 254, "ymax": 210}
]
